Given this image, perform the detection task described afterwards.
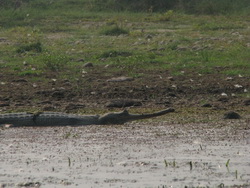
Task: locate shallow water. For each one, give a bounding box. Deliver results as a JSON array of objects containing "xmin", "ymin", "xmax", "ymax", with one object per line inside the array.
[{"xmin": 0, "ymin": 121, "xmax": 249, "ymax": 187}]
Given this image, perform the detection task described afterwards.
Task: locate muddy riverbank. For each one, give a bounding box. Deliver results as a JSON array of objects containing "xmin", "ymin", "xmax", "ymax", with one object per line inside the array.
[{"xmin": 1, "ymin": 119, "xmax": 249, "ymax": 187}]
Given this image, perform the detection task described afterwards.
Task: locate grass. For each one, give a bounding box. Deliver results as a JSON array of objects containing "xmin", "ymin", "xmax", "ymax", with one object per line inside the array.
[
  {"xmin": 226, "ymin": 159, "xmax": 230, "ymax": 168},
  {"xmin": 0, "ymin": 1, "xmax": 249, "ymax": 84},
  {"xmin": 164, "ymin": 159, "xmax": 176, "ymax": 168},
  {"xmin": 100, "ymin": 25, "xmax": 129, "ymax": 36},
  {"xmin": 16, "ymin": 41, "xmax": 42, "ymax": 53}
]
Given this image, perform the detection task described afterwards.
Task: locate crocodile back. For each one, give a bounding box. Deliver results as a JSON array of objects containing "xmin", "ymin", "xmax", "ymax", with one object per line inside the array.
[{"xmin": 0, "ymin": 112, "xmax": 99, "ymax": 127}]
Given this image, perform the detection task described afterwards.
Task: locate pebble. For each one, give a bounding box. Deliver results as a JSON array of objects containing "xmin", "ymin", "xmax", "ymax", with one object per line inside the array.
[
  {"xmin": 223, "ymin": 111, "xmax": 241, "ymax": 119},
  {"xmin": 107, "ymin": 76, "xmax": 134, "ymax": 82},
  {"xmin": 83, "ymin": 62, "xmax": 93, "ymax": 67},
  {"xmin": 201, "ymin": 103, "xmax": 212, "ymax": 107}
]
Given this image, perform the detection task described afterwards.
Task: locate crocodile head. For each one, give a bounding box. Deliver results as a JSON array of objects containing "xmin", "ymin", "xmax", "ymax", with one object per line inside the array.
[
  {"xmin": 97, "ymin": 108, "xmax": 174, "ymax": 125},
  {"xmin": 98, "ymin": 110, "xmax": 130, "ymax": 125}
]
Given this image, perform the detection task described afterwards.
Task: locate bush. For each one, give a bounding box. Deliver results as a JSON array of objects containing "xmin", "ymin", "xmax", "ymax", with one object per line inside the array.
[
  {"xmin": 16, "ymin": 42, "xmax": 42, "ymax": 53},
  {"xmin": 0, "ymin": 0, "xmax": 32, "ymax": 9},
  {"xmin": 158, "ymin": 10, "xmax": 174, "ymax": 21},
  {"xmin": 92, "ymin": 0, "xmax": 250, "ymax": 14},
  {"xmin": 100, "ymin": 50, "xmax": 132, "ymax": 58},
  {"xmin": 1, "ymin": 0, "xmax": 249, "ymax": 15},
  {"xmin": 101, "ymin": 26, "xmax": 129, "ymax": 36},
  {"xmin": 42, "ymin": 53, "xmax": 69, "ymax": 72},
  {"xmin": 177, "ymin": 0, "xmax": 250, "ymax": 15},
  {"xmin": 92, "ymin": 0, "xmax": 176, "ymax": 12}
]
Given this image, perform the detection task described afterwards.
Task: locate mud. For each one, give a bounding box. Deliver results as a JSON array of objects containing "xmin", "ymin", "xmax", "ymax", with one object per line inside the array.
[
  {"xmin": 1, "ymin": 120, "xmax": 249, "ymax": 187},
  {"xmin": 0, "ymin": 65, "xmax": 249, "ymax": 112}
]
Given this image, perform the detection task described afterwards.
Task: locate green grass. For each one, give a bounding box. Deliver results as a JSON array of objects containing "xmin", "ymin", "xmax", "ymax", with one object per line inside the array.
[
  {"xmin": 100, "ymin": 25, "xmax": 129, "ymax": 36},
  {"xmin": 0, "ymin": 1, "xmax": 249, "ymax": 83},
  {"xmin": 16, "ymin": 41, "xmax": 42, "ymax": 53}
]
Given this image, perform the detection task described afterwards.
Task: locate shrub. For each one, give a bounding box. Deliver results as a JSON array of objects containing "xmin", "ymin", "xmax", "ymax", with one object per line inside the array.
[
  {"xmin": 16, "ymin": 42, "xmax": 42, "ymax": 53},
  {"xmin": 42, "ymin": 53, "xmax": 69, "ymax": 72},
  {"xmin": 101, "ymin": 26, "xmax": 129, "ymax": 36},
  {"xmin": 100, "ymin": 50, "xmax": 132, "ymax": 58},
  {"xmin": 158, "ymin": 10, "xmax": 174, "ymax": 21},
  {"xmin": 92, "ymin": 0, "xmax": 176, "ymax": 12}
]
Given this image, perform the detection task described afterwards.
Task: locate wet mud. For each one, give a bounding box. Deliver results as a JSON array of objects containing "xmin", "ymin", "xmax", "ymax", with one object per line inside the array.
[{"xmin": 1, "ymin": 120, "xmax": 249, "ymax": 187}]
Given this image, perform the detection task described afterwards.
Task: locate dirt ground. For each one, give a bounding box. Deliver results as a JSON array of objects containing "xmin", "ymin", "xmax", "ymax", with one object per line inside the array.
[
  {"xmin": 0, "ymin": 67, "xmax": 249, "ymax": 111},
  {"xmin": 0, "ymin": 68, "xmax": 250, "ymax": 187}
]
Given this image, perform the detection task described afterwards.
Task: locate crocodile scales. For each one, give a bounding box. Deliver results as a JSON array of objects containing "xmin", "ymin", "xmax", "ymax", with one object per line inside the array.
[{"xmin": 0, "ymin": 108, "xmax": 174, "ymax": 127}]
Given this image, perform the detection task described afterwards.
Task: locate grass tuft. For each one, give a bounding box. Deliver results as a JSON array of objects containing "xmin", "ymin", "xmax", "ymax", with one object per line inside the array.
[
  {"xmin": 100, "ymin": 50, "xmax": 132, "ymax": 58},
  {"xmin": 16, "ymin": 42, "xmax": 42, "ymax": 53},
  {"xmin": 101, "ymin": 26, "xmax": 129, "ymax": 36},
  {"xmin": 42, "ymin": 53, "xmax": 69, "ymax": 72}
]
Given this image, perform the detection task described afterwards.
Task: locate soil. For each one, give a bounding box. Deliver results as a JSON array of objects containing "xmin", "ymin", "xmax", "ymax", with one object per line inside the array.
[
  {"xmin": 0, "ymin": 67, "xmax": 250, "ymax": 187},
  {"xmin": 0, "ymin": 67, "xmax": 249, "ymax": 112}
]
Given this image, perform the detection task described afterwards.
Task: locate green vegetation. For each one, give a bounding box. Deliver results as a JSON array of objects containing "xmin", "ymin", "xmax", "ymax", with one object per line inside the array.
[
  {"xmin": 42, "ymin": 53, "xmax": 70, "ymax": 72},
  {"xmin": 101, "ymin": 26, "xmax": 129, "ymax": 36},
  {"xmin": 1, "ymin": 0, "xmax": 249, "ymax": 14},
  {"xmin": 100, "ymin": 50, "xmax": 132, "ymax": 58},
  {"xmin": 226, "ymin": 159, "xmax": 230, "ymax": 168},
  {"xmin": 0, "ymin": 0, "xmax": 249, "ymax": 82},
  {"xmin": 164, "ymin": 159, "xmax": 176, "ymax": 168},
  {"xmin": 16, "ymin": 42, "xmax": 42, "ymax": 53}
]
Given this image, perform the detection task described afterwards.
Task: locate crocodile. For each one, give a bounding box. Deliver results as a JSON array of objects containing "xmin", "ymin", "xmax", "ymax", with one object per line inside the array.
[{"xmin": 0, "ymin": 108, "xmax": 174, "ymax": 127}]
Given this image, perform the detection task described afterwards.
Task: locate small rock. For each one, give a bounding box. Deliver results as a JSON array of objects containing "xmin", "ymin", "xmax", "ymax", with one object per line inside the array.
[
  {"xmin": 17, "ymin": 182, "xmax": 41, "ymax": 188},
  {"xmin": 83, "ymin": 62, "xmax": 93, "ymax": 67},
  {"xmin": 51, "ymin": 91, "xmax": 65, "ymax": 99},
  {"xmin": 226, "ymin": 77, "xmax": 233, "ymax": 81},
  {"xmin": 168, "ymin": 93, "xmax": 176, "ymax": 97},
  {"xmin": 82, "ymin": 70, "xmax": 87, "ymax": 74},
  {"xmin": 107, "ymin": 76, "xmax": 134, "ymax": 82},
  {"xmin": 201, "ymin": 103, "xmax": 212, "ymax": 107},
  {"xmin": 145, "ymin": 34, "xmax": 153, "ymax": 39},
  {"xmin": 12, "ymin": 79, "xmax": 28, "ymax": 83},
  {"xmin": 38, "ymin": 100, "xmax": 52, "ymax": 105},
  {"xmin": 77, "ymin": 58, "xmax": 85, "ymax": 62},
  {"xmin": 168, "ymin": 77, "xmax": 174, "ymax": 81},
  {"xmin": 243, "ymin": 99, "xmax": 250, "ymax": 106},
  {"xmin": 234, "ymin": 84, "xmax": 243, "ymax": 88},
  {"xmin": 221, "ymin": 92, "xmax": 227, "ymax": 96},
  {"xmin": 65, "ymin": 103, "xmax": 85, "ymax": 111},
  {"xmin": 43, "ymin": 106, "xmax": 56, "ymax": 111},
  {"xmin": 223, "ymin": 111, "xmax": 241, "ymax": 119},
  {"xmin": 218, "ymin": 97, "xmax": 228, "ymax": 102},
  {"xmin": 0, "ymin": 101, "xmax": 9, "ymax": 107},
  {"xmin": 176, "ymin": 46, "xmax": 188, "ymax": 51},
  {"xmin": 106, "ymin": 99, "xmax": 142, "ymax": 108},
  {"xmin": 0, "ymin": 183, "xmax": 7, "ymax": 188}
]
